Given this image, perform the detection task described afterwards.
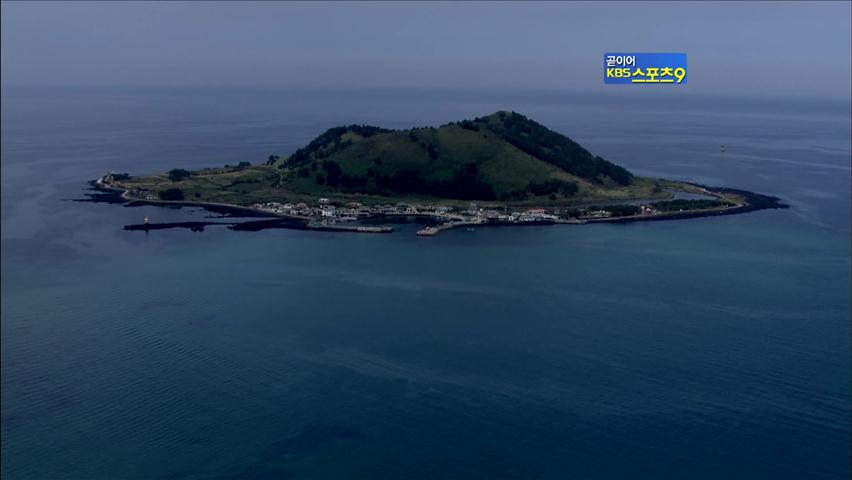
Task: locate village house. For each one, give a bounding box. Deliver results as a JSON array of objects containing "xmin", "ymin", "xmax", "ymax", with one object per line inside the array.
[
  {"xmin": 520, "ymin": 208, "xmax": 558, "ymax": 222},
  {"xmin": 320, "ymin": 206, "xmax": 336, "ymax": 217},
  {"xmin": 484, "ymin": 210, "xmax": 501, "ymax": 220}
]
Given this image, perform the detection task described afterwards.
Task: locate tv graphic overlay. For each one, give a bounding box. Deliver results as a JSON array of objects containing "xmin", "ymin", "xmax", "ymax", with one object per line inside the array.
[{"xmin": 604, "ymin": 53, "xmax": 687, "ymax": 84}]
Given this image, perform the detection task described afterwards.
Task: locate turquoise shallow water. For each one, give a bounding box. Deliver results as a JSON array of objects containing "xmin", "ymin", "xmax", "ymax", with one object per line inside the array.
[{"xmin": 2, "ymin": 88, "xmax": 850, "ymax": 479}]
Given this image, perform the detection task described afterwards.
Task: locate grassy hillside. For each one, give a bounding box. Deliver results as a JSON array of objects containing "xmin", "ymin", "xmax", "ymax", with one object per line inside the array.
[
  {"xmin": 281, "ymin": 111, "xmax": 634, "ymax": 201},
  {"xmin": 111, "ymin": 111, "xmax": 671, "ymax": 206}
]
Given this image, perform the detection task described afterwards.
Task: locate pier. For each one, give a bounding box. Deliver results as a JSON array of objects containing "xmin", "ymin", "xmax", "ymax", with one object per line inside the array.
[
  {"xmin": 307, "ymin": 222, "xmax": 393, "ymax": 233},
  {"xmin": 416, "ymin": 220, "xmax": 484, "ymax": 236}
]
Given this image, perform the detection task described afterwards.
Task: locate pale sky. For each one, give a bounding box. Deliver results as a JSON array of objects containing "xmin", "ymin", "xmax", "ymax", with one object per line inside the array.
[{"xmin": 2, "ymin": 1, "xmax": 850, "ymax": 98}]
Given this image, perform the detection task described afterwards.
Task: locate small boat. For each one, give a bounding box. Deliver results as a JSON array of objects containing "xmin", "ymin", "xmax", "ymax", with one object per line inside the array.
[{"xmin": 721, "ymin": 145, "xmax": 726, "ymax": 152}]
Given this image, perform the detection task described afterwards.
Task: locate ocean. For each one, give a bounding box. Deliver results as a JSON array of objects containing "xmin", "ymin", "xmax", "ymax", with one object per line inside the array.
[{"xmin": 2, "ymin": 86, "xmax": 850, "ymax": 479}]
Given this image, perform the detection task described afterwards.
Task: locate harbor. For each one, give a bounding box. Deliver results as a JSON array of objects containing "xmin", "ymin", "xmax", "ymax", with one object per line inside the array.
[{"xmin": 93, "ymin": 176, "xmax": 786, "ymax": 237}]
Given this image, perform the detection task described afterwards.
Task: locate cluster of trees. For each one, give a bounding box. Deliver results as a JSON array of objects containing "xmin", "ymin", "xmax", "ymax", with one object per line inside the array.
[
  {"xmin": 168, "ymin": 169, "xmax": 193, "ymax": 182},
  {"xmin": 439, "ymin": 120, "xmax": 480, "ymax": 132},
  {"xmin": 157, "ymin": 188, "xmax": 185, "ymax": 201},
  {"xmin": 426, "ymin": 143, "xmax": 439, "ymax": 160},
  {"xmin": 526, "ymin": 179, "xmax": 579, "ymax": 197},
  {"xmin": 286, "ymin": 125, "xmax": 393, "ymax": 167},
  {"xmin": 406, "ymin": 130, "xmax": 439, "ymax": 159},
  {"xmin": 310, "ymin": 161, "xmax": 496, "ymax": 200},
  {"xmin": 221, "ymin": 161, "xmax": 252, "ymax": 171},
  {"xmin": 109, "ymin": 173, "xmax": 131, "ymax": 181},
  {"xmin": 651, "ymin": 199, "xmax": 723, "ymax": 211},
  {"xmin": 316, "ymin": 160, "xmax": 368, "ymax": 189},
  {"xmin": 266, "ymin": 155, "xmax": 281, "ymax": 165},
  {"xmin": 478, "ymin": 112, "xmax": 633, "ymax": 186},
  {"xmin": 458, "ymin": 120, "xmax": 480, "ymax": 131},
  {"xmin": 374, "ymin": 163, "xmax": 495, "ymax": 200},
  {"xmin": 494, "ymin": 179, "xmax": 580, "ymax": 201},
  {"xmin": 588, "ymin": 204, "xmax": 640, "ymax": 217}
]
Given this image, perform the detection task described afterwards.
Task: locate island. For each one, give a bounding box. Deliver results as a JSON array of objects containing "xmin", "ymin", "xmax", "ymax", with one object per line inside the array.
[{"xmin": 93, "ymin": 111, "xmax": 787, "ymax": 235}]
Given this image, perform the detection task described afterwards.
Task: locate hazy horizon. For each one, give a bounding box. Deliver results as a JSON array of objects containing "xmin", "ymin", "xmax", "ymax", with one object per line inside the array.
[{"xmin": 2, "ymin": 1, "xmax": 851, "ymax": 99}]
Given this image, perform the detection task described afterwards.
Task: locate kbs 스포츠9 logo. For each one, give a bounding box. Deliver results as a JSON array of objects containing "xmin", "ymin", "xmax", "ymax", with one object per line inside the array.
[{"xmin": 604, "ymin": 53, "xmax": 687, "ymax": 84}]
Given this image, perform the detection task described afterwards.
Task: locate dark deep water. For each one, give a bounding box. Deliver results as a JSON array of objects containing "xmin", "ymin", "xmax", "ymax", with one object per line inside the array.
[{"xmin": 2, "ymin": 87, "xmax": 850, "ymax": 479}]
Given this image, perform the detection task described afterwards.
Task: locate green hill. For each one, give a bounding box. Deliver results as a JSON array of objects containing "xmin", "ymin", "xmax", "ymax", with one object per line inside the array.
[
  {"xmin": 281, "ymin": 111, "xmax": 633, "ymax": 201},
  {"xmin": 110, "ymin": 111, "xmax": 670, "ymax": 206}
]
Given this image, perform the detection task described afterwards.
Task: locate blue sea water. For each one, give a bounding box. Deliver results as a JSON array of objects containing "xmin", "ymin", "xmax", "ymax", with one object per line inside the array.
[{"xmin": 2, "ymin": 86, "xmax": 850, "ymax": 479}]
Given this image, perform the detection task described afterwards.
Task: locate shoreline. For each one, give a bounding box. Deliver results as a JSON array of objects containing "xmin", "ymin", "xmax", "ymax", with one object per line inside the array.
[
  {"xmin": 91, "ymin": 177, "xmax": 788, "ymax": 236},
  {"xmin": 584, "ymin": 187, "xmax": 785, "ymax": 224},
  {"xmin": 91, "ymin": 178, "xmax": 311, "ymax": 220}
]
